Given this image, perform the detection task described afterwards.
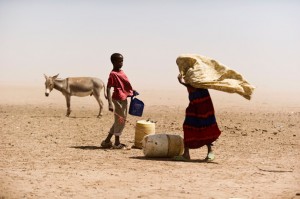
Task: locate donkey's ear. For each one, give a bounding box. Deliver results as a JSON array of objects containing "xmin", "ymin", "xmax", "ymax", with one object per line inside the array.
[
  {"xmin": 53, "ymin": 74, "xmax": 59, "ymax": 79},
  {"xmin": 44, "ymin": 74, "xmax": 48, "ymax": 79}
]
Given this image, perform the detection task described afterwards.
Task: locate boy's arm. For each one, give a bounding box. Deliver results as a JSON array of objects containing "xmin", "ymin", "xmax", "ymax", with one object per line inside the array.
[{"xmin": 107, "ymin": 86, "xmax": 113, "ymax": 112}]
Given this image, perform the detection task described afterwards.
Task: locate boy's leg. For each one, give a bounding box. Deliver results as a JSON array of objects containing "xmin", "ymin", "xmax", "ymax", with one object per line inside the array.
[
  {"xmin": 101, "ymin": 99, "xmax": 124, "ymax": 148},
  {"xmin": 111, "ymin": 99, "xmax": 127, "ymax": 146},
  {"xmin": 101, "ymin": 124, "xmax": 114, "ymax": 148},
  {"xmin": 114, "ymin": 136, "xmax": 120, "ymax": 146},
  {"xmin": 105, "ymin": 133, "xmax": 113, "ymax": 143},
  {"xmin": 101, "ymin": 133, "xmax": 113, "ymax": 148}
]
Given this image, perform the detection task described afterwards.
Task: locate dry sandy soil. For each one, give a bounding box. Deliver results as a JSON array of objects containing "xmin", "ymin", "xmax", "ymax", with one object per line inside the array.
[{"xmin": 0, "ymin": 85, "xmax": 299, "ymax": 199}]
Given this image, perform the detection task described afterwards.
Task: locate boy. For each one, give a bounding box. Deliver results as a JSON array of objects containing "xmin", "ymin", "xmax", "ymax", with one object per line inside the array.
[{"xmin": 101, "ymin": 53, "xmax": 136, "ymax": 149}]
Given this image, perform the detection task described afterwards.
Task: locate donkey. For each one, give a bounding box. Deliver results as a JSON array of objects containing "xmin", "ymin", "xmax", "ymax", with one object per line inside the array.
[{"xmin": 44, "ymin": 74, "xmax": 107, "ymax": 117}]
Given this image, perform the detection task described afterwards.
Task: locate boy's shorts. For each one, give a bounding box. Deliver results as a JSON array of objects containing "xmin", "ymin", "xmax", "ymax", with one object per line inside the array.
[{"xmin": 109, "ymin": 99, "xmax": 128, "ymax": 136}]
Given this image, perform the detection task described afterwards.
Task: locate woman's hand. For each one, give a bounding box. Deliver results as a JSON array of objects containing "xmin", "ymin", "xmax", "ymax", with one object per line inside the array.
[
  {"xmin": 178, "ymin": 74, "xmax": 188, "ymax": 87},
  {"xmin": 177, "ymin": 74, "xmax": 184, "ymax": 84}
]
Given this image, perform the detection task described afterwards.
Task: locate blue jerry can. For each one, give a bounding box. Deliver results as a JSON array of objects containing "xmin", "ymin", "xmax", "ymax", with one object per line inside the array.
[{"xmin": 129, "ymin": 97, "xmax": 144, "ymax": 117}]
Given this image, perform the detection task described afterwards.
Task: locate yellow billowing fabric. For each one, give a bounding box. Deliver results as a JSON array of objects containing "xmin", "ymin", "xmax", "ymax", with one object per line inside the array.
[{"xmin": 176, "ymin": 54, "xmax": 255, "ymax": 100}]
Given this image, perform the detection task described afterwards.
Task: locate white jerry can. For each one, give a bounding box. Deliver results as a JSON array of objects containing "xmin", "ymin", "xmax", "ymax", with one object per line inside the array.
[{"xmin": 142, "ymin": 134, "xmax": 184, "ymax": 158}]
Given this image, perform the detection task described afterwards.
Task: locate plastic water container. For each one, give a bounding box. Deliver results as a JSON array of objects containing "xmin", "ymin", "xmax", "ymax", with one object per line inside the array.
[
  {"xmin": 142, "ymin": 134, "xmax": 184, "ymax": 158},
  {"xmin": 134, "ymin": 120, "xmax": 155, "ymax": 149},
  {"xmin": 129, "ymin": 97, "xmax": 144, "ymax": 117}
]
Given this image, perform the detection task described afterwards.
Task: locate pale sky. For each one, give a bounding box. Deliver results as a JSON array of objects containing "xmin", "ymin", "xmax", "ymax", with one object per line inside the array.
[{"xmin": 0, "ymin": 0, "xmax": 299, "ymax": 92}]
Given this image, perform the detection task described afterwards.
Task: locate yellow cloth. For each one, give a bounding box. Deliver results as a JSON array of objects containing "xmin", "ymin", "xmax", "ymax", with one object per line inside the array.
[{"xmin": 176, "ymin": 54, "xmax": 255, "ymax": 100}]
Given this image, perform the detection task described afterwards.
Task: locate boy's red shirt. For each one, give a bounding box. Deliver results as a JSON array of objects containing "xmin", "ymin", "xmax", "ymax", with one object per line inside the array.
[{"xmin": 107, "ymin": 70, "xmax": 133, "ymax": 100}]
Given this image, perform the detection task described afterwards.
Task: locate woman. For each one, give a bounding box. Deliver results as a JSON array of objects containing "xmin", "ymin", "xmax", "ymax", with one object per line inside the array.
[{"xmin": 175, "ymin": 74, "xmax": 221, "ymax": 161}]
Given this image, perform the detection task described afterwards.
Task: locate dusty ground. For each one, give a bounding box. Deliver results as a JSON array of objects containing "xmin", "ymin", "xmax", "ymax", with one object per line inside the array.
[{"xmin": 0, "ymin": 85, "xmax": 299, "ymax": 199}]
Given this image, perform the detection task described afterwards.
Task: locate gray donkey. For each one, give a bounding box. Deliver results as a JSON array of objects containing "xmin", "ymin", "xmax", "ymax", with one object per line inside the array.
[{"xmin": 44, "ymin": 74, "xmax": 107, "ymax": 117}]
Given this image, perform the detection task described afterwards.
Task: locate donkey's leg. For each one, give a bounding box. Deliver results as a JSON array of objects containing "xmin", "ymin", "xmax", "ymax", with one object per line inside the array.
[
  {"xmin": 65, "ymin": 95, "xmax": 71, "ymax": 117},
  {"xmin": 93, "ymin": 93, "xmax": 103, "ymax": 118}
]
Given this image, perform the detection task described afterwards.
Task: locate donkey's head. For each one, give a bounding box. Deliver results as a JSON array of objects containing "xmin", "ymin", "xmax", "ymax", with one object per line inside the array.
[{"xmin": 44, "ymin": 74, "xmax": 59, "ymax": 96}]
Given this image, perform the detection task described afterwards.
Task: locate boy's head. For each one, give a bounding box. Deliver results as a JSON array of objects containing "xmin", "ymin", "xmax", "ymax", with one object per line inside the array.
[{"xmin": 111, "ymin": 53, "xmax": 123, "ymax": 70}]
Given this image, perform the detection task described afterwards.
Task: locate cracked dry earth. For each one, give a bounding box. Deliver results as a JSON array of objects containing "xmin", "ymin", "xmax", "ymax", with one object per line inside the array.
[{"xmin": 0, "ymin": 86, "xmax": 299, "ymax": 199}]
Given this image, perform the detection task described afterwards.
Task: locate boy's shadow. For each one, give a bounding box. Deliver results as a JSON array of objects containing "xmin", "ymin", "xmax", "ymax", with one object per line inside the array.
[
  {"xmin": 70, "ymin": 145, "xmax": 106, "ymax": 150},
  {"xmin": 130, "ymin": 156, "xmax": 219, "ymax": 164}
]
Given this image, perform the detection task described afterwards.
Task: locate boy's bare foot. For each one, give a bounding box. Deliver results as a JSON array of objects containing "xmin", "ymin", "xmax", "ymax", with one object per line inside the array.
[
  {"xmin": 101, "ymin": 140, "xmax": 112, "ymax": 148},
  {"xmin": 112, "ymin": 143, "xmax": 126, "ymax": 149}
]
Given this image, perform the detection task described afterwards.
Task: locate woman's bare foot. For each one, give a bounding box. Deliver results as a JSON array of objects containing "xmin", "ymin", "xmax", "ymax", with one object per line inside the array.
[
  {"xmin": 205, "ymin": 144, "xmax": 215, "ymax": 162},
  {"xmin": 173, "ymin": 147, "xmax": 190, "ymax": 161}
]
